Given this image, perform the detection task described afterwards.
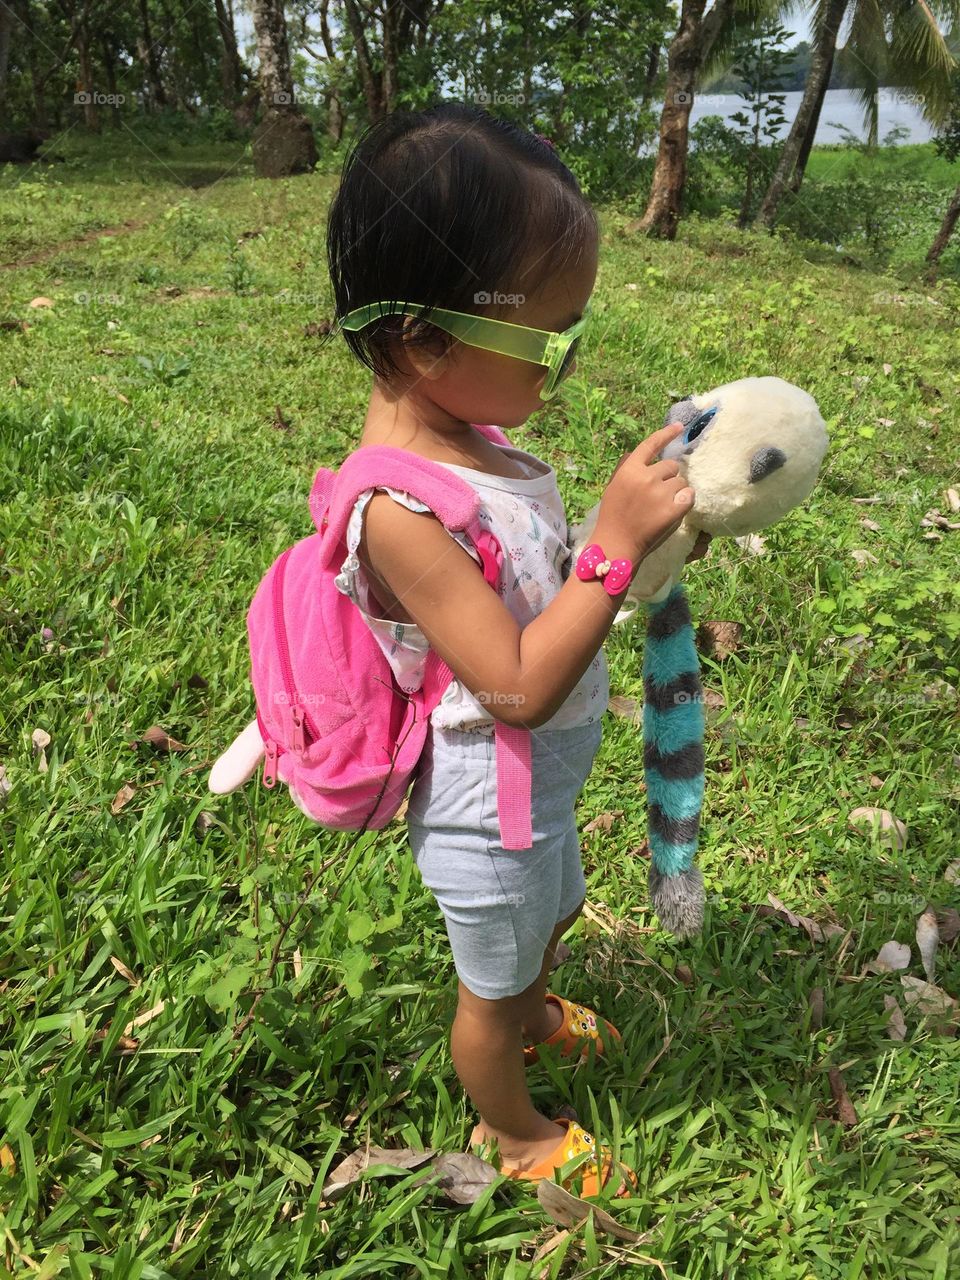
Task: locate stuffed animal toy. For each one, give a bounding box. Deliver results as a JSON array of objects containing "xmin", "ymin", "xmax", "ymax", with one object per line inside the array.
[{"xmin": 569, "ymin": 375, "xmax": 829, "ymax": 940}]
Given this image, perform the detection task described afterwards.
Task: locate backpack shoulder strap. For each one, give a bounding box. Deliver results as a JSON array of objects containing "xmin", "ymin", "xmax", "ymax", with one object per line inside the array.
[
  {"xmin": 315, "ymin": 445, "xmax": 488, "ymax": 571},
  {"xmin": 471, "ymin": 422, "xmax": 511, "ymax": 447}
]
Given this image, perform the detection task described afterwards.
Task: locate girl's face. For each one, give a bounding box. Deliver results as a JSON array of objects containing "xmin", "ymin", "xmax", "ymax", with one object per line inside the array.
[{"xmin": 392, "ymin": 231, "xmax": 599, "ymax": 430}]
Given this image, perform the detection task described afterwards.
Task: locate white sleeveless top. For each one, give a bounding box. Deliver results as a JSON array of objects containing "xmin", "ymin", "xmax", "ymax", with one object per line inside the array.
[{"xmin": 332, "ymin": 441, "xmax": 609, "ymax": 733}]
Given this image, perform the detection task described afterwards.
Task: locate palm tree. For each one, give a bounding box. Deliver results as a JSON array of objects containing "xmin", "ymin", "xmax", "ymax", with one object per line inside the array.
[{"xmin": 755, "ymin": 0, "xmax": 960, "ymax": 227}]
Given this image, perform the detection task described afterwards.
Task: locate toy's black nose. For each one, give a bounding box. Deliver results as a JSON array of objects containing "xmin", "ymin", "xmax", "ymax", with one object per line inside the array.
[{"xmin": 749, "ymin": 446, "xmax": 787, "ymax": 483}]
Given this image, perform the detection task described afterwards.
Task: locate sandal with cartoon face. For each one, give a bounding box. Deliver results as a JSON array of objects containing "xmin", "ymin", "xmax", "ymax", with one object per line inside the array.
[
  {"xmin": 523, "ymin": 993, "xmax": 622, "ymax": 1066},
  {"xmin": 473, "ymin": 1116, "xmax": 637, "ymax": 1200}
]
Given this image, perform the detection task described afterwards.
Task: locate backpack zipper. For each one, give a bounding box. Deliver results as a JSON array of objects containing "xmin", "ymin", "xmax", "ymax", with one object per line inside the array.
[{"xmin": 272, "ymin": 545, "xmax": 319, "ymax": 752}]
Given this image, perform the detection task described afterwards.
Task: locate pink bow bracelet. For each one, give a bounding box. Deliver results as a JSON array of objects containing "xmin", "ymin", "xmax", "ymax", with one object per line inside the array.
[{"xmin": 574, "ymin": 544, "xmax": 634, "ymax": 595}]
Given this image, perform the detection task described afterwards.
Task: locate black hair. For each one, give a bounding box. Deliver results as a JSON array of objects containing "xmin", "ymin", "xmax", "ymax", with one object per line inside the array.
[{"xmin": 324, "ymin": 101, "xmax": 598, "ymax": 381}]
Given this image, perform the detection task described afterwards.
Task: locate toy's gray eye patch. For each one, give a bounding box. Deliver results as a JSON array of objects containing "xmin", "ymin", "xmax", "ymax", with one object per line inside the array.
[
  {"xmin": 663, "ymin": 397, "xmax": 699, "ymax": 429},
  {"xmin": 749, "ymin": 446, "xmax": 787, "ymax": 483}
]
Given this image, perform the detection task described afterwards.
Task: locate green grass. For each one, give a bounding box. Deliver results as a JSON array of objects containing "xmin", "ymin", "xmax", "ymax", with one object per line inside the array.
[{"xmin": 1, "ymin": 135, "xmax": 959, "ymax": 1277}]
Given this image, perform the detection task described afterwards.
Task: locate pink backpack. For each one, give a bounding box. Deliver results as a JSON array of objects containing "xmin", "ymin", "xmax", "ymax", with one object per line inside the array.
[{"xmin": 211, "ymin": 423, "xmax": 534, "ymax": 850}]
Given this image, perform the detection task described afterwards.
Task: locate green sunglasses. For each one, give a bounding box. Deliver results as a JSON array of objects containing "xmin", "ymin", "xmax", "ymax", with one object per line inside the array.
[{"xmin": 332, "ymin": 300, "xmax": 591, "ymax": 401}]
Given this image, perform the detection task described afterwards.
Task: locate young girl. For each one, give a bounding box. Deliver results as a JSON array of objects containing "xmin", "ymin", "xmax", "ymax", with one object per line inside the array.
[{"xmin": 324, "ymin": 102, "xmax": 707, "ymax": 1199}]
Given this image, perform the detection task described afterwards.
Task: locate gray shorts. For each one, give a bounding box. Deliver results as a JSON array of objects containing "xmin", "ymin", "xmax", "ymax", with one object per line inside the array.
[{"xmin": 405, "ymin": 717, "xmax": 604, "ymax": 1000}]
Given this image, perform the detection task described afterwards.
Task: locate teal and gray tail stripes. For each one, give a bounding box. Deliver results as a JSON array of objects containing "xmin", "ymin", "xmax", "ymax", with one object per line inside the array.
[{"xmin": 642, "ymin": 583, "xmax": 706, "ymax": 938}]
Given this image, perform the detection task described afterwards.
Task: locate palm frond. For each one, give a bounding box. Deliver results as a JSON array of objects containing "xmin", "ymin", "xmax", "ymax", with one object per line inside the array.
[{"xmin": 889, "ymin": 0, "xmax": 958, "ymax": 124}]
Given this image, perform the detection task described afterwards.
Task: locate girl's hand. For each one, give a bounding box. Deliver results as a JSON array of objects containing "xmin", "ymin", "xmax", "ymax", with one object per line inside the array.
[
  {"xmin": 685, "ymin": 531, "xmax": 712, "ymax": 563},
  {"xmin": 611, "ymin": 444, "xmax": 711, "ymax": 564}
]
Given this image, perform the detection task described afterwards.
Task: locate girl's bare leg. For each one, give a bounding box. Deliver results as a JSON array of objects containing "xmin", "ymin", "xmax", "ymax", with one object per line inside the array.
[{"xmin": 454, "ymin": 899, "xmax": 584, "ymax": 1167}]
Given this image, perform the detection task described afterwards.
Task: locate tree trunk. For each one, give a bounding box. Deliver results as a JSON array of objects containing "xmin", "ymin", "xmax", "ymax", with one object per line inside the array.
[
  {"xmin": 635, "ymin": 0, "xmax": 735, "ymax": 239},
  {"xmin": 250, "ymin": 0, "xmax": 318, "ymax": 177},
  {"xmin": 0, "ymin": 3, "xmax": 13, "ymax": 112},
  {"xmin": 381, "ymin": 0, "xmax": 400, "ymax": 115},
  {"xmin": 213, "ymin": 0, "xmax": 244, "ymax": 107},
  {"xmin": 343, "ymin": 0, "xmax": 382, "ymax": 122},
  {"xmin": 137, "ymin": 0, "xmax": 167, "ymax": 108},
  {"xmin": 925, "ymin": 183, "xmax": 960, "ymax": 279},
  {"xmin": 754, "ymin": 0, "xmax": 847, "ymax": 228},
  {"xmin": 641, "ymin": 41, "xmax": 660, "ymax": 108},
  {"xmin": 788, "ymin": 44, "xmax": 834, "ymax": 194},
  {"xmin": 99, "ymin": 33, "xmax": 121, "ymax": 126},
  {"xmin": 75, "ymin": 25, "xmax": 99, "ymax": 130}
]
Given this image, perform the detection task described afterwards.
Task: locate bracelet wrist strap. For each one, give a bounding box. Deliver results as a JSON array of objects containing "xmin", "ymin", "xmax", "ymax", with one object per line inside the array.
[{"xmin": 575, "ymin": 543, "xmax": 633, "ymax": 596}]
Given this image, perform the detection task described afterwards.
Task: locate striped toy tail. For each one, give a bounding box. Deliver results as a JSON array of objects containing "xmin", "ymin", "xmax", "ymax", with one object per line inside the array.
[{"xmin": 642, "ymin": 583, "xmax": 706, "ymax": 939}]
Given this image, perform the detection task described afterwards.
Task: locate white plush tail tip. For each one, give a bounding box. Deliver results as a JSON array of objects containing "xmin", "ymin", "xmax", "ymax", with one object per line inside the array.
[{"xmin": 208, "ymin": 719, "xmax": 265, "ymax": 793}]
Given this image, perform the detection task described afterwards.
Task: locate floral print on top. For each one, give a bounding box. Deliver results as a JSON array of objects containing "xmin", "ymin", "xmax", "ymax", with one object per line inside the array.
[{"xmin": 333, "ymin": 441, "xmax": 609, "ymax": 733}]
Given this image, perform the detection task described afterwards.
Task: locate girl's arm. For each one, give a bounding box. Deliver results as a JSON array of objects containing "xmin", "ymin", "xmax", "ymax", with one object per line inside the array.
[{"xmin": 362, "ymin": 492, "xmax": 633, "ymax": 730}]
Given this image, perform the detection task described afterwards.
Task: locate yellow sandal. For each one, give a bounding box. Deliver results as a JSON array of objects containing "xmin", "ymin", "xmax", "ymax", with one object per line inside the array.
[
  {"xmin": 523, "ymin": 993, "xmax": 622, "ymax": 1066},
  {"xmin": 473, "ymin": 1116, "xmax": 637, "ymax": 1199}
]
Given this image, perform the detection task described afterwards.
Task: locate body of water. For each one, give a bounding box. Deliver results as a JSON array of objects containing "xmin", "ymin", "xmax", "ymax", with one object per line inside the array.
[{"xmin": 649, "ymin": 87, "xmax": 934, "ymax": 150}]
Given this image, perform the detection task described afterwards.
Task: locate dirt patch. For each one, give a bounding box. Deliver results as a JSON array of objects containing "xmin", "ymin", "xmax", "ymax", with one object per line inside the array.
[
  {"xmin": 2, "ymin": 218, "xmax": 146, "ymax": 270},
  {"xmin": 151, "ymin": 284, "xmax": 233, "ymax": 301}
]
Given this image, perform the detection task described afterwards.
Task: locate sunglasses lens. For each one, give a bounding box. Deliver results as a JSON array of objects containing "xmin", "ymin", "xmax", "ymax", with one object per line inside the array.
[{"xmin": 559, "ymin": 335, "xmax": 581, "ymax": 381}]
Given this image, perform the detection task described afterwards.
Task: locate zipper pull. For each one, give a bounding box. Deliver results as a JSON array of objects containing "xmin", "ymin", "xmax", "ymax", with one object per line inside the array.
[
  {"xmin": 290, "ymin": 700, "xmax": 305, "ymax": 753},
  {"xmin": 262, "ymin": 739, "xmax": 278, "ymax": 789}
]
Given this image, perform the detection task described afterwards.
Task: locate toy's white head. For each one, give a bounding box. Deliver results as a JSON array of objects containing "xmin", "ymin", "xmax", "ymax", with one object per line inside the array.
[{"xmin": 658, "ymin": 375, "xmax": 829, "ymax": 538}]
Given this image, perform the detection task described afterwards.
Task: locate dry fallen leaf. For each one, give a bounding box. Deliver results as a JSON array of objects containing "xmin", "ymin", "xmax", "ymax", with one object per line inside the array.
[
  {"xmin": 194, "ymin": 810, "xmax": 216, "ymax": 836},
  {"xmin": 31, "ymin": 727, "xmax": 51, "ymax": 773},
  {"xmin": 864, "ymin": 940, "xmax": 911, "ymax": 975},
  {"xmin": 414, "ymin": 1152, "xmax": 499, "ymax": 1205},
  {"xmin": 583, "ymin": 810, "xmax": 625, "ymax": 835},
  {"xmin": 0, "ymin": 1144, "xmax": 15, "ymax": 1174},
  {"xmin": 916, "ymin": 910, "xmax": 939, "ymax": 983},
  {"xmin": 900, "ymin": 975, "xmax": 960, "ymax": 1036},
  {"xmin": 827, "ymin": 1066, "xmax": 859, "ymax": 1127},
  {"xmin": 946, "ymin": 488, "xmax": 960, "ymax": 513},
  {"xmin": 140, "ymin": 725, "xmax": 189, "ymax": 753},
  {"xmin": 859, "ymin": 518, "xmax": 881, "ymax": 533},
  {"xmin": 808, "ymin": 987, "xmax": 824, "ymax": 1030},
  {"xmin": 697, "ymin": 620, "xmax": 743, "ymax": 659},
  {"xmin": 848, "ymin": 807, "xmax": 908, "ymax": 850},
  {"xmin": 735, "ymin": 533, "xmax": 767, "ymax": 556},
  {"xmin": 883, "ymin": 995, "xmax": 907, "ymax": 1041},
  {"xmin": 111, "ymin": 783, "xmax": 136, "ymax": 815},
  {"xmin": 607, "ymin": 694, "xmax": 642, "ymax": 725},
  {"xmin": 935, "ymin": 907, "xmax": 960, "ymax": 943},
  {"xmin": 850, "ymin": 549, "xmax": 879, "ymax": 566},
  {"xmin": 758, "ymin": 894, "xmax": 848, "ymax": 943},
  {"xmin": 946, "ymin": 861, "xmax": 960, "ymax": 886},
  {"xmin": 0, "ymin": 764, "xmax": 10, "ymax": 808},
  {"xmin": 537, "ymin": 1179, "xmax": 643, "ymax": 1241},
  {"xmin": 110, "ymin": 956, "xmax": 139, "ymax": 985},
  {"xmin": 29, "ymin": 296, "xmax": 54, "ymax": 308},
  {"xmin": 323, "ymin": 1145, "xmax": 438, "ymax": 1202}
]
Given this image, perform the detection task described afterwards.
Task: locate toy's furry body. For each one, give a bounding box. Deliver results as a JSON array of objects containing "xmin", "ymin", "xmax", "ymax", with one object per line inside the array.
[{"xmin": 570, "ymin": 376, "xmax": 829, "ymax": 940}]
